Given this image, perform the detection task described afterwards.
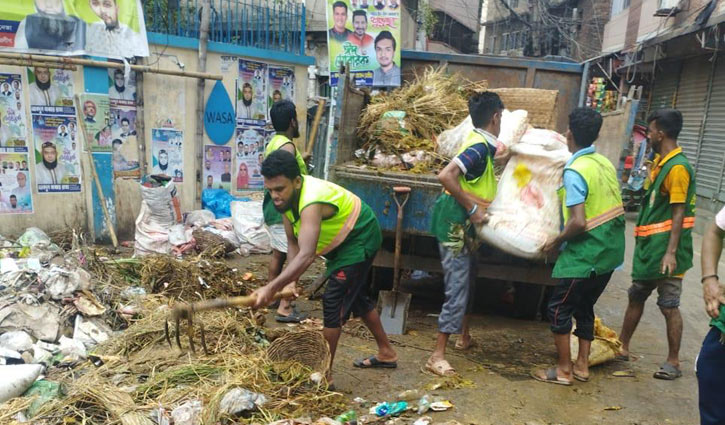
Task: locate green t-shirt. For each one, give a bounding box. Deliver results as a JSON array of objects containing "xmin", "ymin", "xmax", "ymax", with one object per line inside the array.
[
  {"xmin": 263, "ymin": 191, "xmax": 282, "ymax": 225},
  {"xmin": 323, "ymin": 202, "xmax": 382, "ymax": 275},
  {"xmin": 431, "ymin": 192, "xmax": 473, "ymax": 244}
]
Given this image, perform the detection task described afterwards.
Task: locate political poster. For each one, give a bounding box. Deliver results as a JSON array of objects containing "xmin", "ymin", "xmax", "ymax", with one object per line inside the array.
[
  {"xmin": 268, "ymin": 66, "xmax": 295, "ymax": 109},
  {"xmin": 108, "ymin": 68, "xmax": 136, "ymax": 103},
  {"xmin": 234, "ymin": 126, "xmax": 266, "ymax": 191},
  {"xmin": 109, "ymin": 104, "xmax": 139, "ymax": 178},
  {"xmin": 237, "ymin": 59, "xmax": 268, "ymax": 127},
  {"xmin": 31, "ymin": 105, "xmax": 81, "ymax": 193},
  {"xmin": 327, "ymin": 0, "xmax": 401, "ymax": 87},
  {"xmin": 203, "ymin": 145, "xmax": 232, "ymax": 192},
  {"xmin": 151, "ymin": 128, "xmax": 183, "ymax": 182},
  {"xmin": 27, "ymin": 67, "xmax": 74, "ymax": 107},
  {"xmin": 0, "ymin": 152, "xmax": 32, "ymax": 214},
  {"xmin": 78, "ymin": 93, "xmax": 111, "ymax": 151},
  {"xmin": 0, "ymin": 72, "xmax": 28, "ymax": 149},
  {"xmin": 0, "ymin": 0, "xmax": 149, "ymax": 59}
]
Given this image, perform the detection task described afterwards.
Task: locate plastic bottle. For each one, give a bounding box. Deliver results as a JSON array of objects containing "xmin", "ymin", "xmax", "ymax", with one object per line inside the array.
[
  {"xmin": 335, "ymin": 410, "xmax": 357, "ymax": 424},
  {"xmin": 389, "ymin": 401, "xmax": 408, "ymax": 416},
  {"xmin": 397, "ymin": 389, "xmax": 421, "ymax": 401},
  {"xmin": 417, "ymin": 394, "xmax": 432, "ymax": 414},
  {"xmin": 374, "ymin": 402, "xmax": 391, "ymax": 417}
]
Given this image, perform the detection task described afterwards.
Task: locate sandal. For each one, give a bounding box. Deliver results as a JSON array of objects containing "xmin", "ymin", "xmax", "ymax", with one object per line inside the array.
[
  {"xmin": 425, "ymin": 358, "xmax": 457, "ymax": 377},
  {"xmin": 275, "ymin": 308, "xmax": 307, "ymax": 323},
  {"xmin": 353, "ymin": 355, "xmax": 398, "ymax": 369},
  {"xmin": 454, "ymin": 336, "xmax": 475, "ymax": 351},
  {"xmin": 531, "ymin": 367, "xmax": 572, "ymax": 386},
  {"xmin": 573, "ymin": 371, "xmax": 590, "ymax": 382},
  {"xmin": 653, "ymin": 362, "xmax": 682, "ymax": 380}
]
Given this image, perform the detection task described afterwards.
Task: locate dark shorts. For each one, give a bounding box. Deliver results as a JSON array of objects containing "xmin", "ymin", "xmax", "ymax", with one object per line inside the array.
[
  {"xmin": 628, "ymin": 278, "xmax": 682, "ymax": 308},
  {"xmin": 322, "ymin": 257, "xmax": 376, "ymax": 328},
  {"xmin": 548, "ymin": 272, "xmax": 613, "ymax": 341}
]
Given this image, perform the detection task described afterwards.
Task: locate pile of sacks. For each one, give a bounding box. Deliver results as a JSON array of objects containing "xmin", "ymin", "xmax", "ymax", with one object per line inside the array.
[{"xmin": 437, "ymin": 111, "xmax": 571, "ymax": 259}]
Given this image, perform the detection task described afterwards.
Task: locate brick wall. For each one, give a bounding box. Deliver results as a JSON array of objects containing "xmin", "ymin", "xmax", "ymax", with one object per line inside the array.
[{"xmin": 575, "ymin": 0, "xmax": 613, "ymax": 60}]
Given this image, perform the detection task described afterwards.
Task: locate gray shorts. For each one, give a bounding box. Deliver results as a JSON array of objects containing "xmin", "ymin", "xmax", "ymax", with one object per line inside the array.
[
  {"xmin": 437, "ymin": 244, "xmax": 476, "ymax": 334},
  {"xmin": 628, "ymin": 277, "xmax": 683, "ymax": 308}
]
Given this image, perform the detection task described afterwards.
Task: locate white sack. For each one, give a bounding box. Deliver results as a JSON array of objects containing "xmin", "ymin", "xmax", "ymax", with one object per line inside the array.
[
  {"xmin": 477, "ymin": 128, "xmax": 571, "ymax": 259},
  {"xmin": 134, "ymin": 200, "xmax": 172, "ymax": 256},
  {"xmin": 140, "ymin": 181, "xmax": 179, "ymax": 226},
  {"xmin": 230, "ymin": 201, "xmax": 271, "ymax": 255},
  {"xmin": 0, "ymin": 364, "xmax": 44, "ymax": 403},
  {"xmin": 436, "ymin": 110, "xmax": 530, "ymax": 158}
]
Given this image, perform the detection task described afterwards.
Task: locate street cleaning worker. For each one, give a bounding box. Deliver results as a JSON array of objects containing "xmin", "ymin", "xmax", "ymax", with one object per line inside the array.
[
  {"xmin": 618, "ymin": 108, "xmax": 696, "ymax": 380},
  {"xmin": 532, "ymin": 107, "xmax": 625, "ymax": 385},
  {"xmin": 698, "ymin": 206, "xmax": 725, "ymax": 425},
  {"xmin": 262, "ymin": 100, "xmax": 309, "ymax": 323},
  {"xmin": 252, "ymin": 150, "xmax": 397, "ymax": 388},
  {"xmin": 426, "ymin": 92, "xmax": 504, "ymax": 376}
]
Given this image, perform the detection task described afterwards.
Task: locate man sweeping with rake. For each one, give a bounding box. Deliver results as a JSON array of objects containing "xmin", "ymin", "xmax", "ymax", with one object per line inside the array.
[{"xmin": 252, "ymin": 150, "xmax": 398, "ymax": 388}]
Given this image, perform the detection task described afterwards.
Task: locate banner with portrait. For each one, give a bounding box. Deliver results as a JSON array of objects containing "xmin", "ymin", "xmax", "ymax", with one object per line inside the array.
[
  {"xmin": 0, "ymin": 152, "xmax": 33, "ymax": 214},
  {"xmin": 236, "ymin": 59, "xmax": 268, "ymax": 127},
  {"xmin": 151, "ymin": 128, "xmax": 183, "ymax": 182},
  {"xmin": 326, "ymin": 0, "xmax": 401, "ymax": 87},
  {"xmin": 31, "ymin": 105, "xmax": 81, "ymax": 193},
  {"xmin": 0, "ymin": 0, "xmax": 149, "ymax": 59},
  {"xmin": 0, "ymin": 72, "xmax": 28, "ymax": 150},
  {"xmin": 268, "ymin": 66, "xmax": 295, "ymax": 111},
  {"xmin": 203, "ymin": 145, "xmax": 232, "ymax": 192},
  {"xmin": 109, "ymin": 102, "xmax": 139, "ymax": 178},
  {"xmin": 78, "ymin": 93, "xmax": 111, "ymax": 152},
  {"xmin": 234, "ymin": 126, "xmax": 266, "ymax": 191}
]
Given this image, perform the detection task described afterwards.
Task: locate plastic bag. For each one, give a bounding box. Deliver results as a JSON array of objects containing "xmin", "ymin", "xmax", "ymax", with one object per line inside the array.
[
  {"xmin": 0, "ymin": 331, "xmax": 33, "ymax": 352},
  {"xmin": 219, "ymin": 388, "xmax": 267, "ymax": 415},
  {"xmin": 168, "ymin": 224, "xmax": 193, "ymax": 246},
  {"xmin": 16, "ymin": 228, "xmax": 52, "ymax": 249},
  {"xmin": 202, "ymin": 189, "xmax": 251, "ymax": 219},
  {"xmin": 230, "ymin": 201, "xmax": 271, "ymax": 255},
  {"xmin": 477, "ymin": 129, "xmax": 570, "ymax": 259},
  {"xmin": 266, "ymin": 223, "xmax": 288, "ymax": 253},
  {"xmin": 185, "ymin": 209, "xmax": 215, "ymax": 227},
  {"xmin": 171, "ymin": 400, "xmax": 202, "ymax": 425}
]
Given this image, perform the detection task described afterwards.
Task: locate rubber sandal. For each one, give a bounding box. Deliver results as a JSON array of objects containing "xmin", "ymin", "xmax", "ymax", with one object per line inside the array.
[
  {"xmin": 424, "ymin": 358, "xmax": 456, "ymax": 377},
  {"xmin": 353, "ymin": 355, "xmax": 398, "ymax": 369},
  {"xmin": 653, "ymin": 362, "xmax": 682, "ymax": 380},
  {"xmin": 275, "ymin": 308, "xmax": 307, "ymax": 323},
  {"xmin": 454, "ymin": 336, "xmax": 475, "ymax": 351},
  {"xmin": 531, "ymin": 367, "xmax": 572, "ymax": 386},
  {"xmin": 573, "ymin": 371, "xmax": 590, "ymax": 382}
]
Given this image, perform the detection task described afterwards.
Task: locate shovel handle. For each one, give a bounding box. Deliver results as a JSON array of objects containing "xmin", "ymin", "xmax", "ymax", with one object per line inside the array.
[
  {"xmin": 392, "ymin": 186, "xmax": 411, "ymax": 293},
  {"xmin": 185, "ymin": 288, "xmax": 298, "ymax": 313}
]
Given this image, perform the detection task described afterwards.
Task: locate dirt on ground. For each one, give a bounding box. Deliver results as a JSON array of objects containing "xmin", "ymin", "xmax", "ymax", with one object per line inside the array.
[{"xmin": 227, "ymin": 219, "xmax": 712, "ymax": 425}]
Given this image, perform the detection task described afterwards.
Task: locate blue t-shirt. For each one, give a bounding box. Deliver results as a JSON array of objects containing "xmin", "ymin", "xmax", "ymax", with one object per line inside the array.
[
  {"xmin": 562, "ymin": 146, "xmax": 595, "ymax": 207},
  {"xmin": 452, "ymin": 130, "xmax": 497, "ymax": 181}
]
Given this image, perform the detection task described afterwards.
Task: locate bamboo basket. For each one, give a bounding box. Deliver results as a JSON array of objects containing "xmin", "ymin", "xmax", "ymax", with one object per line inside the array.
[
  {"xmin": 489, "ymin": 88, "xmax": 559, "ymax": 129},
  {"xmin": 267, "ymin": 330, "xmax": 331, "ymax": 373}
]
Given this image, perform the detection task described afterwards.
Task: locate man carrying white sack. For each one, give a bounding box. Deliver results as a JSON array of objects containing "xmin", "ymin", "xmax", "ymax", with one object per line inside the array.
[
  {"xmin": 427, "ymin": 92, "xmax": 504, "ymax": 376},
  {"xmin": 532, "ymin": 107, "xmax": 625, "ymax": 385}
]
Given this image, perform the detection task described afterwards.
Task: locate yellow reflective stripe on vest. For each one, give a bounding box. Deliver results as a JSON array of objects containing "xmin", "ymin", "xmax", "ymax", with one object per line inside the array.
[
  {"xmin": 585, "ymin": 205, "xmax": 625, "ymax": 231},
  {"xmin": 634, "ymin": 217, "xmax": 696, "ymax": 237},
  {"xmin": 318, "ymin": 194, "xmax": 362, "ymax": 256},
  {"xmin": 444, "ymin": 189, "xmax": 492, "ymax": 210}
]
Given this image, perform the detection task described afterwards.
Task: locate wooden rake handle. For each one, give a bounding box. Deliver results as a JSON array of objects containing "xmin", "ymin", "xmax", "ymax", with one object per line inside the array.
[{"xmin": 182, "ymin": 288, "xmax": 298, "ymax": 314}]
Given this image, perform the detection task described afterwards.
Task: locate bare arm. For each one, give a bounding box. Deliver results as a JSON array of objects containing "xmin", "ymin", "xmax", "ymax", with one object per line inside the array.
[
  {"xmin": 438, "ymin": 161, "xmax": 486, "ymax": 224},
  {"xmin": 661, "ymin": 203, "xmax": 685, "ymax": 275},
  {"xmin": 701, "ymin": 221, "xmax": 725, "ymax": 318},
  {"xmin": 544, "ymin": 203, "xmax": 586, "ymax": 252}
]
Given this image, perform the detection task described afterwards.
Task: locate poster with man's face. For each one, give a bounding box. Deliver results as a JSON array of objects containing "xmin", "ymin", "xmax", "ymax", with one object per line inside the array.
[
  {"xmin": 237, "ymin": 59, "xmax": 268, "ymax": 126},
  {"xmin": 108, "ymin": 68, "xmax": 136, "ymax": 104},
  {"xmin": 31, "ymin": 105, "xmax": 81, "ymax": 192},
  {"xmin": 326, "ymin": 0, "xmax": 401, "ymax": 87},
  {"xmin": 78, "ymin": 93, "xmax": 111, "ymax": 151},
  {"xmin": 109, "ymin": 103, "xmax": 139, "ymax": 178},
  {"xmin": 0, "ymin": 73, "xmax": 28, "ymax": 149},
  {"xmin": 151, "ymin": 128, "xmax": 183, "ymax": 182},
  {"xmin": 0, "ymin": 152, "xmax": 33, "ymax": 214},
  {"xmin": 234, "ymin": 126, "xmax": 266, "ymax": 191},
  {"xmin": 268, "ymin": 67, "xmax": 295, "ymax": 110},
  {"xmin": 0, "ymin": 0, "xmax": 149, "ymax": 60},
  {"xmin": 27, "ymin": 67, "xmax": 74, "ymax": 107},
  {"xmin": 204, "ymin": 145, "xmax": 232, "ymax": 192}
]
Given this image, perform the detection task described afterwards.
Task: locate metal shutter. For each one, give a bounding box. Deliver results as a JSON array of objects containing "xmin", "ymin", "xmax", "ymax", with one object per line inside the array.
[
  {"xmin": 648, "ymin": 61, "xmax": 681, "ymax": 114},
  {"xmin": 699, "ymin": 56, "xmax": 725, "ymax": 198},
  {"xmin": 675, "ymin": 55, "xmax": 711, "ymax": 167}
]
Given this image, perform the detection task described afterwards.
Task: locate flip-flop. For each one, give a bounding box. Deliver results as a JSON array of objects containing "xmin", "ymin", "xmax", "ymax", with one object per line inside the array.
[
  {"xmin": 275, "ymin": 308, "xmax": 307, "ymax": 323},
  {"xmin": 615, "ymin": 354, "xmax": 630, "ymax": 361},
  {"xmin": 454, "ymin": 336, "xmax": 475, "ymax": 351},
  {"xmin": 531, "ymin": 367, "xmax": 572, "ymax": 386},
  {"xmin": 353, "ymin": 355, "xmax": 398, "ymax": 369},
  {"xmin": 424, "ymin": 358, "xmax": 457, "ymax": 377},
  {"xmin": 573, "ymin": 371, "xmax": 590, "ymax": 382},
  {"xmin": 653, "ymin": 362, "xmax": 682, "ymax": 380}
]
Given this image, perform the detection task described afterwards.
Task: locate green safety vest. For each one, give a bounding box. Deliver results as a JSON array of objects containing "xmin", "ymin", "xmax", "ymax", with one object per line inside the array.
[
  {"xmin": 284, "ymin": 175, "xmax": 362, "ymax": 256},
  {"xmin": 553, "ymin": 152, "xmax": 626, "ymax": 278},
  {"xmin": 263, "ymin": 134, "xmax": 308, "ymax": 226},
  {"xmin": 632, "ymin": 151, "xmax": 696, "ymax": 280}
]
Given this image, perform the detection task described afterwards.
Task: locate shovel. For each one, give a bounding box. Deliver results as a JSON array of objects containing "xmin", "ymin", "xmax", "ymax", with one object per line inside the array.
[{"xmin": 379, "ymin": 186, "xmax": 412, "ymax": 335}]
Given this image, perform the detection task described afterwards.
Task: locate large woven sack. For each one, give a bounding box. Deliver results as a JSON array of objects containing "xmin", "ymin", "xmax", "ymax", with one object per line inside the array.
[
  {"xmin": 477, "ymin": 128, "xmax": 570, "ymax": 259},
  {"xmin": 571, "ymin": 318, "xmax": 622, "ymax": 366},
  {"xmin": 436, "ymin": 109, "xmax": 529, "ymax": 159}
]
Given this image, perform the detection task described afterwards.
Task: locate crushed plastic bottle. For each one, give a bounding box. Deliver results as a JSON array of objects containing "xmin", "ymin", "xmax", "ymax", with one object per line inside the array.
[
  {"xmin": 374, "ymin": 401, "xmax": 408, "ymax": 417},
  {"xmin": 397, "ymin": 389, "xmax": 421, "ymax": 401},
  {"xmin": 416, "ymin": 394, "xmax": 432, "ymax": 415},
  {"xmin": 335, "ymin": 410, "xmax": 357, "ymax": 424}
]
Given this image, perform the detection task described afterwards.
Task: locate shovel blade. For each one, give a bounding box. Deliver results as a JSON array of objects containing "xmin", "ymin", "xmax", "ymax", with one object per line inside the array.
[{"xmin": 378, "ymin": 290, "xmax": 412, "ymax": 335}]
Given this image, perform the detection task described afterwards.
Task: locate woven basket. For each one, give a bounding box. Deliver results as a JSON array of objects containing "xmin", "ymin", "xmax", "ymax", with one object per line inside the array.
[
  {"xmin": 489, "ymin": 88, "xmax": 559, "ymax": 129},
  {"xmin": 267, "ymin": 330, "xmax": 331, "ymax": 373}
]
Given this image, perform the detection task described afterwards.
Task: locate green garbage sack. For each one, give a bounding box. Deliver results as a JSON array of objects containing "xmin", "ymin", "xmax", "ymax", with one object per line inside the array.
[{"xmin": 23, "ymin": 380, "xmax": 63, "ymax": 417}]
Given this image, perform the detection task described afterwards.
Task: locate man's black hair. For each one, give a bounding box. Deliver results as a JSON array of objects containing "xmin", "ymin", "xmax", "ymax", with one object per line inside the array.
[
  {"xmin": 113, "ymin": 69, "xmax": 124, "ymax": 77},
  {"xmin": 568, "ymin": 107, "xmax": 603, "ymax": 148},
  {"xmin": 159, "ymin": 149, "xmax": 167, "ymax": 155},
  {"xmin": 112, "ymin": 138, "xmax": 122, "ymax": 146},
  {"xmin": 374, "ymin": 30, "xmax": 396, "ymax": 51},
  {"xmin": 647, "ymin": 108, "xmax": 683, "ymax": 139},
  {"xmin": 352, "ymin": 9, "xmax": 367, "ymax": 20},
  {"xmin": 261, "ymin": 150, "xmax": 301, "ymax": 180},
  {"xmin": 468, "ymin": 92, "xmax": 504, "ymax": 129},
  {"xmin": 121, "ymin": 117, "xmax": 129, "ymax": 124},
  {"xmin": 332, "ymin": 1, "xmax": 347, "ymax": 12},
  {"xmin": 270, "ymin": 100, "xmax": 297, "ymax": 132}
]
